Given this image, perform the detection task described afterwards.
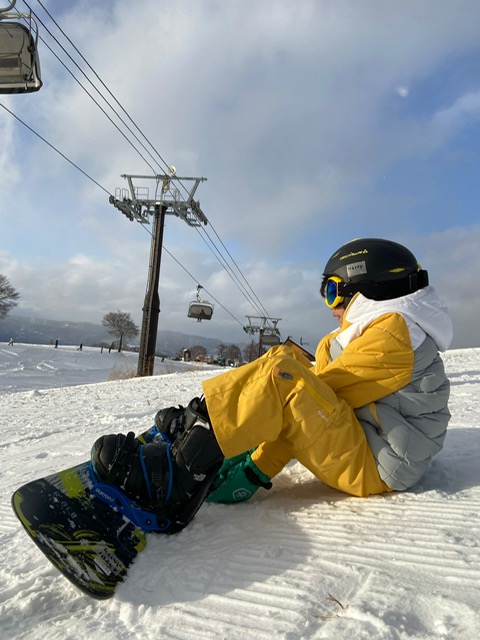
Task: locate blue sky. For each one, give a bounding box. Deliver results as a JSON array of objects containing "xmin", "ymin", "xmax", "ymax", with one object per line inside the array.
[{"xmin": 1, "ymin": 0, "xmax": 480, "ymax": 348}]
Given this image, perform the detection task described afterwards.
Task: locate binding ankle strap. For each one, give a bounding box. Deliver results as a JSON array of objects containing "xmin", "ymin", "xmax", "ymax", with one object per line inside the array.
[{"xmin": 105, "ymin": 431, "xmax": 137, "ymax": 485}]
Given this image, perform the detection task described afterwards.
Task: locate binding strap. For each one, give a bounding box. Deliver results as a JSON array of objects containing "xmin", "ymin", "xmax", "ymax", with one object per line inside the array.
[{"xmin": 104, "ymin": 431, "xmax": 137, "ymax": 485}]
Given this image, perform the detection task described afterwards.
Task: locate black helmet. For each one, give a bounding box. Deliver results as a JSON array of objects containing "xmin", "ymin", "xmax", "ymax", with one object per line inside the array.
[{"xmin": 321, "ymin": 238, "xmax": 429, "ymax": 303}]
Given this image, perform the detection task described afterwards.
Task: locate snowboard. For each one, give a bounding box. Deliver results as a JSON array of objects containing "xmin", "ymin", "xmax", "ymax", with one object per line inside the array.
[{"xmin": 11, "ymin": 428, "xmax": 162, "ymax": 600}]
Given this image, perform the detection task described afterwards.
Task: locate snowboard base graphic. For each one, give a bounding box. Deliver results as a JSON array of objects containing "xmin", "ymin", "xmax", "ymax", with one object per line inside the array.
[
  {"xmin": 12, "ymin": 426, "xmax": 165, "ymax": 599},
  {"xmin": 11, "ymin": 460, "xmax": 147, "ymax": 599}
]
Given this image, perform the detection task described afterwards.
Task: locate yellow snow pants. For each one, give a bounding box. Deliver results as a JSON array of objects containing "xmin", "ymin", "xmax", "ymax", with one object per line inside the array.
[{"xmin": 202, "ymin": 345, "xmax": 389, "ymax": 497}]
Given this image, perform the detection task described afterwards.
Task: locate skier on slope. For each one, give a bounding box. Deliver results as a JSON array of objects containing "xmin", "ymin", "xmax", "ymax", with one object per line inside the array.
[{"xmin": 91, "ymin": 238, "xmax": 453, "ymax": 534}]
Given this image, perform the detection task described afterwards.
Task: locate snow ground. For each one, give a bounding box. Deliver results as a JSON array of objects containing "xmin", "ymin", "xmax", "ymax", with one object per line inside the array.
[{"xmin": 0, "ymin": 342, "xmax": 479, "ymax": 640}]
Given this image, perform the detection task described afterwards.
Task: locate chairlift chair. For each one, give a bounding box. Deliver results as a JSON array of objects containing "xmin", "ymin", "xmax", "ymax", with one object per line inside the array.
[
  {"xmin": 262, "ymin": 332, "xmax": 281, "ymax": 346},
  {"xmin": 187, "ymin": 285, "xmax": 214, "ymax": 322},
  {"xmin": 0, "ymin": 3, "xmax": 42, "ymax": 94}
]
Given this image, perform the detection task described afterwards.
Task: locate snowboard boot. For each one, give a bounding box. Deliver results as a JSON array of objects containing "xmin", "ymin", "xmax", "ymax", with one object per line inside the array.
[
  {"xmin": 137, "ymin": 403, "xmax": 187, "ymax": 444},
  {"xmin": 91, "ymin": 430, "xmax": 171, "ymax": 509},
  {"xmin": 91, "ymin": 397, "xmax": 224, "ymax": 533},
  {"xmin": 166, "ymin": 397, "xmax": 224, "ymax": 524},
  {"xmin": 154, "ymin": 404, "xmax": 187, "ymax": 440}
]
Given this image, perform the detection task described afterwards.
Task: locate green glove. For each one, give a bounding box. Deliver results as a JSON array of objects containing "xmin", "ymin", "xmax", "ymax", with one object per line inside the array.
[{"xmin": 207, "ymin": 451, "xmax": 272, "ymax": 503}]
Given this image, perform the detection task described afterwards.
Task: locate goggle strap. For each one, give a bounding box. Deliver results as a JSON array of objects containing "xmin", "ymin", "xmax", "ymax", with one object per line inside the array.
[{"xmin": 341, "ymin": 269, "xmax": 429, "ymax": 300}]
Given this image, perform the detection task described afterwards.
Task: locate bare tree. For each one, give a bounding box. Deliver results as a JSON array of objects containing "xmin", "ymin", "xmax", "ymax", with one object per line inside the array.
[
  {"xmin": 227, "ymin": 344, "xmax": 241, "ymax": 363},
  {"xmin": 217, "ymin": 343, "xmax": 228, "ymax": 360},
  {"xmin": 175, "ymin": 345, "xmax": 207, "ymax": 361},
  {"xmin": 243, "ymin": 340, "xmax": 258, "ymax": 363},
  {"xmin": 190, "ymin": 345, "xmax": 207, "ymax": 361},
  {"xmin": 0, "ymin": 274, "xmax": 20, "ymax": 320},
  {"xmin": 102, "ymin": 311, "xmax": 139, "ymax": 352}
]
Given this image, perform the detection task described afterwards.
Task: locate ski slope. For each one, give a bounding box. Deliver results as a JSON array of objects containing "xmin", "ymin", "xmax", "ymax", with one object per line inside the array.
[{"xmin": 0, "ymin": 343, "xmax": 479, "ymax": 639}]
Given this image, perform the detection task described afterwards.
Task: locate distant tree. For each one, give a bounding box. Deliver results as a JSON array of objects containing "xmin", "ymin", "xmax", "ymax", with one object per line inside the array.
[
  {"xmin": 243, "ymin": 340, "xmax": 258, "ymax": 363},
  {"xmin": 191, "ymin": 345, "xmax": 207, "ymax": 361},
  {"xmin": 225, "ymin": 344, "xmax": 242, "ymax": 363},
  {"xmin": 0, "ymin": 274, "xmax": 20, "ymax": 320},
  {"xmin": 217, "ymin": 343, "xmax": 228, "ymax": 360},
  {"xmin": 102, "ymin": 311, "xmax": 139, "ymax": 352},
  {"xmin": 175, "ymin": 345, "xmax": 207, "ymax": 361}
]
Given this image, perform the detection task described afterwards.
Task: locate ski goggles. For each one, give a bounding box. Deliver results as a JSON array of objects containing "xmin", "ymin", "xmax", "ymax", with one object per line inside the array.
[{"xmin": 323, "ymin": 276, "xmax": 345, "ymax": 309}]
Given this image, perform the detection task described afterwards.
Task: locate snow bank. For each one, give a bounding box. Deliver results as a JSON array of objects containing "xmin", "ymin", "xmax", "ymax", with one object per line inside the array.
[{"xmin": 0, "ymin": 344, "xmax": 479, "ymax": 639}]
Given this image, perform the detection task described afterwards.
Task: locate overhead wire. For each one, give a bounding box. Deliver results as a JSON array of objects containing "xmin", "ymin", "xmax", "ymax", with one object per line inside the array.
[
  {"xmin": 23, "ymin": 1, "xmax": 161, "ymax": 174},
  {"xmin": 0, "ymin": 100, "xmax": 250, "ymax": 329},
  {"xmin": 29, "ymin": 2, "xmax": 273, "ymax": 322},
  {"xmin": 199, "ymin": 222, "xmax": 272, "ymax": 319},
  {"xmin": 0, "ymin": 96, "xmax": 253, "ymax": 328},
  {"xmin": 151, "ymin": 180, "xmax": 246, "ymax": 327},
  {"xmin": 20, "ymin": 0, "xmax": 272, "ymax": 322},
  {"xmin": 7, "ymin": 1, "xmax": 274, "ymax": 327},
  {"xmin": 162, "ymin": 245, "xmax": 245, "ymax": 328},
  {"xmin": 30, "ymin": 0, "xmax": 272, "ymax": 322},
  {"xmin": 194, "ymin": 224, "xmax": 272, "ymax": 319},
  {"xmin": 0, "ymin": 102, "xmax": 111, "ymax": 195},
  {"xmin": 30, "ymin": 0, "xmax": 189, "ymax": 195}
]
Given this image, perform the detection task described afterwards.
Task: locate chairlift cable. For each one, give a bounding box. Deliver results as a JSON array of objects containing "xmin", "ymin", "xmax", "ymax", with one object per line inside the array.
[
  {"xmin": 140, "ymin": 224, "xmax": 244, "ymax": 327},
  {"xmin": 168, "ymin": 253, "xmax": 243, "ymax": 327},
  {"xmin": 0, "ymin": 101, "xmax": 111, "ymax": 195},
  {"xmin": 194, "ymin": 225, "xmax": 270, "ymax": 319},
  {"xmin": 7, "ymin": 2, "xmax": 277, "ymax": 330},
  {"xmin": 19, "ymin": 3, "xmax": 160, "ymax": 174},
  {"xmin": 199, "ymin": 221, "xmax": 272, "ymax": 319},
  {"xmin": 0, "ymin": 100, "xmax": 265, "ymax": 326},
  {"xmin": 28, "ymin": 0, "xmax": 271, "ymax": 321},
  {"xmin": 29, "ymin": 0, "xmax": 194, "ymax": 199}
]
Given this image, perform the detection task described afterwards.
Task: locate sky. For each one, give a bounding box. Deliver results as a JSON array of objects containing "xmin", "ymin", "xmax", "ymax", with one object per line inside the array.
[{"xmin": 1, "ymin": 0, "xmax": 480, "ymax": 349}]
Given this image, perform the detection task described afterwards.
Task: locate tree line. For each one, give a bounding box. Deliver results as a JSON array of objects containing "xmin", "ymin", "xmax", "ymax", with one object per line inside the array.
[
  {"xmin": 1, "ymin": 275, "xmax": 261, "ymax": 363},
  {"xmin": 175, "ymin": 341, "xmax": 260, "ymax": 365},
  {"xmin": 0, "ymin": 274, "xmax": 19, "ymax": 320}
]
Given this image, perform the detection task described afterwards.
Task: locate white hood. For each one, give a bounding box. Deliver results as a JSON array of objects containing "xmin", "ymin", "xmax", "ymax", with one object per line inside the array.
[{"xmin": 339, "ymin": 286, "xmax": 453, "ymax": 352}]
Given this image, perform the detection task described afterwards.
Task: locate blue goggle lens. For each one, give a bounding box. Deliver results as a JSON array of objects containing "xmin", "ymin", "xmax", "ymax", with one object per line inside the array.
[
  {"xmin": 326, "ymin": 280, "xmax": 338, "ymax": 306},
  {"xmin": 324, "ymin": 277, "xmax": 345, "ymax": 308}
]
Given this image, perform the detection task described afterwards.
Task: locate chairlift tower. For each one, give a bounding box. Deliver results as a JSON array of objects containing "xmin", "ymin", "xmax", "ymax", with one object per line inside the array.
[
  {"xmin": 109, "ymin": 171, "xmax": 208, "ymax": 376},
  {"xmin": 243, "ymin": 316, "xmax": 282, "ymax": 358}
]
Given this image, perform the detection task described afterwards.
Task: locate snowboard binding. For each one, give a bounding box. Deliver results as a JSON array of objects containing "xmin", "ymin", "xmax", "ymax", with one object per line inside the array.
[
  {"xmin": 90, "ymin": 397, "xmax": 224, "ymax": 534},
  {"xmin": 89, "ymin": 465, "xmax": 170, "ymax": 532}
]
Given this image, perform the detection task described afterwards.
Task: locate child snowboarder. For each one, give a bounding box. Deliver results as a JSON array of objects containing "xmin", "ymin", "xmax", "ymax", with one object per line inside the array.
[{"xmin": 91, "ymin": 238, "xmax": 453, "ymax": 534}]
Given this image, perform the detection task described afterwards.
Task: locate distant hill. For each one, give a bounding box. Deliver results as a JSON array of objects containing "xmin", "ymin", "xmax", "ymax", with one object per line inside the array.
[{"xmin": 0, "ymin": 315, "xmax": 226, "ymax": 357}]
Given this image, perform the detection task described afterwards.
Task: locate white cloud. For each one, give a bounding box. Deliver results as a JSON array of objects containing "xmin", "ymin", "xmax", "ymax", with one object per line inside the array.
[
  {"xmin": 0, "ymin": 102, "xmax": 20, "ymax": 200},
  {"xmin": 433, "ymin": 90, "xmax": 480, "ymax": 128},
  {"xmin": 396, "ymin": 86, "xmax": 410, "ymax": 98},
  {"xmin": 3, "ymin": 0, "xmax": 480, "ymax": 348}
]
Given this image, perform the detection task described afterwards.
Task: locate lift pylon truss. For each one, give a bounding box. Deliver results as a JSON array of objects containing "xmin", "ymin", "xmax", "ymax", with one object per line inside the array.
[{"xmin": 109, "ymin": 173, "xmax": 208, "ymax": 227}]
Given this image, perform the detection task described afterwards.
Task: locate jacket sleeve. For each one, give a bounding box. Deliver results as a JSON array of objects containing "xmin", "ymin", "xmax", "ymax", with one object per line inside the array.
[
  {"xmin": 247, "ymin": 313, "xmax": 415, "ymax": 477},
  {"xmin": 250, "ymin": 439, "xmax": 292, "ymax": 479},
  {"xmin": 315, "ymin": 312, "xmax": 415, "ymax": 408}
]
